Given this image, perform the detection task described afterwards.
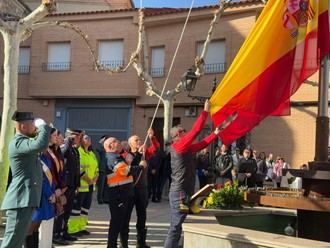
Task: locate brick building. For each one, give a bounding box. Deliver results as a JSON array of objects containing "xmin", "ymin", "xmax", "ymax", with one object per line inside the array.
[{"xmin": 0, "ymin": 0, "xmax": 328, "ymax": 167}]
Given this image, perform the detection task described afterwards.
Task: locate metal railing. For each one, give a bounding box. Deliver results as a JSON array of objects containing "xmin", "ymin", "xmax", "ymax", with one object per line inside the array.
[
  {"xmin": 42, "ymin": 62, "xmax": 71, "ymax": 72},
  {"xmin": 150, "ymin": 67, "xmax": 165, "ymax": 77},
  {"xmin": 98, "ymin": 60, "xmax": 124, "ymax": 70},
  {"xmin": 18, "ymin": 65, "xmax": 30, "ymax": 74},
  {"xmin": 204, "ymin": 63, "xmax": 226, "ymax": 74}
]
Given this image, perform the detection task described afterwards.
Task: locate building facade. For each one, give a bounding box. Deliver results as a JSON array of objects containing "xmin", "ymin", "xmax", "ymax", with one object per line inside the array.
[
  {"xmin": 0, "ymin": 0, "xmax": 329, "ymax": 167},
  {"xmin": 23, "ymin": 0, "xmax": 134, "ymax": 13}
]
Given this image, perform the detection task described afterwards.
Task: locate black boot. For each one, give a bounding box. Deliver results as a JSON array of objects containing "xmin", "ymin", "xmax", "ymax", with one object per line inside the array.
[
  {"xmin": 33, "ymin": 232, "xmax": 39, "ymax": 248},
  {"xmin": 136, "ymin": 228, "xmax": 150, "ymax": 248},
  {"xmin": 24, "ymin": 234, "xmax": 34, "ymax": 248}
]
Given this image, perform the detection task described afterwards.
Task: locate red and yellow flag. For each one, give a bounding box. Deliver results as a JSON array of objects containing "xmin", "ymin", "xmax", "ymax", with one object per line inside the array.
[{"xmin": 210, "ymin": 0, "xmax": 330, "ymax": 145}]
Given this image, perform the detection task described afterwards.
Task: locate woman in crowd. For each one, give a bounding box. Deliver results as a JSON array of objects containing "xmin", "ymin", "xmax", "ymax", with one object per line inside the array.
[
  {"xmin": 273, "ymin": 156, "xmax": 285, "ymax": 188},
  {"xmin": 25, "ymin": 147, "xmax": 56, "ymax": 247},
  {"xmin": 195, "ymin": 148, "xmax": 210, "ymax": 189},
  {"xmin": 48, "ymin": 129, "xmax": 69, "ymax": 245},
  {"xmin": 255, "ymin": 151, "xmax": 268, "ymax": 187}
]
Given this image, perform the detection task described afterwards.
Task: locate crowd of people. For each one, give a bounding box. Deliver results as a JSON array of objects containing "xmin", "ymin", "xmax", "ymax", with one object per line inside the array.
[
  {"xmin": 196, "ymin": 144, "xmax": 292, "ymax": 189},
  {"xmin": 0, "ymin": 111, "xmax": 163, "ymax": 248},
  {"xmin": 1, "ymin": 103, "xmax": 296, "ymax": 248}
]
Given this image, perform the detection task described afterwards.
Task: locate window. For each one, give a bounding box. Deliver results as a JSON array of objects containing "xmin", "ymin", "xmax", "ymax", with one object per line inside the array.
[
  {"xmin": 18, "ymin": 47, "xmax": 30, "ymax": 74},
  {"xmin": 151, "ymin": 47, "xmax": 165, "ymax": 77},
  {"xmin": 98, "ymin": 40, "xmax": 124, "ymax": 69},
  {"xmin": 197, "ymin": 40, "xmax": 226, "ymax": 73},
  {"xmin": 44, "ymin": 42, "xmax": 71, "ymax": 71}
]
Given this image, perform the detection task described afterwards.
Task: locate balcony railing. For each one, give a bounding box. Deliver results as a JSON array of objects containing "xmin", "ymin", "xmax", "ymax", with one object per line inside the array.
[
  {"xmin": 150, "ymin": 67, "xmax": 165, "ymax": 77},
  {"xmin": 42, "ymin": 62, "xmax": 71, "ymax": 72},
  {"xmin": 204, "ymin": 63, "xmax": 226, "ymax": 74},
  {"xmin": 1, "ymin": 65, "xmax": 30, "ymax": 74},
  {"xmin": 99, "ymin": 60, "xmax": 124, "ymax": 70},
  {"xmin": 18, "ymin": 65, "xmax": 30, "ymax": 74}
]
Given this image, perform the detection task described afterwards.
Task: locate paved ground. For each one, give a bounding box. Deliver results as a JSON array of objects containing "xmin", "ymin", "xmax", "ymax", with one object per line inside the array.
[{"xmin": 0, "ymin": 195, "xmax": 172, "ymax": 248}]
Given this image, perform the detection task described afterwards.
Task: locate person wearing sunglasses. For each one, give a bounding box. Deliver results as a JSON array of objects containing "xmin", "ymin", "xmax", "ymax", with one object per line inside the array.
[{"xmin": 164, "ymin": 100, "xmax": 221, "ymax": 248}]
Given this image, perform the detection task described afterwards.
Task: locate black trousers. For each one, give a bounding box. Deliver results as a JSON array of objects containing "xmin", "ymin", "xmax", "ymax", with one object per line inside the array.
[
  {"xmin": 121, "ymin": 186, "xmax": 148, "ymax": 244},
  {"xmin": 148, "ymin": 172, "xmax": 159, "ymax": 199},
  {"xmin": 107, "ymin": 184, "xmax": 134, "ymax": 248},
  {"xmin": 53, "ymin": 187, "xmax": 76, "ymax": 236}
]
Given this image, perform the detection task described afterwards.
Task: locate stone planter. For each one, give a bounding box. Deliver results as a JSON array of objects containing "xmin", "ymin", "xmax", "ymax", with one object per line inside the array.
[{"xmin": 183, "ymin": 207, "xmax": 329, "ymax": 248}]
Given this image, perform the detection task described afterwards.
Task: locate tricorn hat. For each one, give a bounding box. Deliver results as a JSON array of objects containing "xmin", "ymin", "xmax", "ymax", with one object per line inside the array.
[
  {"xmin": 11, "ymin": 111, "xmax": 34, "ymax": 122},
  {"xmin": 66, "ymin": 128, "xmax": 83, "ymax": 135}
]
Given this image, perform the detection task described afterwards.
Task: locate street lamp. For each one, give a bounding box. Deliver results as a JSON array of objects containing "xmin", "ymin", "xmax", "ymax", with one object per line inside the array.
[
  {"xmin": 183, "ymin": 73, "xmax": 219, "ymax": 174},
  {"xmin": 181, "ymin": 67, "xmax": 198, "ymax": 93}
]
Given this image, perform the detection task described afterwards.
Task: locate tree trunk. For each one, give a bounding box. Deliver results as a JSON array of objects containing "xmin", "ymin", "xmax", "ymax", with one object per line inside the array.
[
  {"xmin": 0, "ymin": 30, "xmax": 19, "ymax": 224},
  {"xmin": 163, "ymin": 97, "xmax": 174, "ymax": 146}
]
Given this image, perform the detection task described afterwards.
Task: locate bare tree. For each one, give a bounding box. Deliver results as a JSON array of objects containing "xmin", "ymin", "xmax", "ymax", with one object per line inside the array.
[
  {"xmin": 130, "ymin": 0, "xmax": 232, "ymax": 145},
  {"xmin": 0, "ymin": 0, "xmax": 57, "ymax": 222}
]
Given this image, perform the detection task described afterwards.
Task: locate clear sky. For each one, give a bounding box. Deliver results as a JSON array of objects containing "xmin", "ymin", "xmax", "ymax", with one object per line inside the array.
[{"xmin": 132, "ymin": 0, "xmax": 221, "ymax": 8}]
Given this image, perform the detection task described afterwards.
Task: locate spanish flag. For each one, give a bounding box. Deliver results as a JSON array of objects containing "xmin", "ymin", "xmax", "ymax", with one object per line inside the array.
[{"xmin": 210, "ymin": 0, "xmax": 330, "ymax": 145}]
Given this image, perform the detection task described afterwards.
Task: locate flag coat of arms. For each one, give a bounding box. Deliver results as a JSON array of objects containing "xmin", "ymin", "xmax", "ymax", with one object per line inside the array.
[{"xmin": 210, "ymin": 0, "xmax": 330, "ymax": 145}]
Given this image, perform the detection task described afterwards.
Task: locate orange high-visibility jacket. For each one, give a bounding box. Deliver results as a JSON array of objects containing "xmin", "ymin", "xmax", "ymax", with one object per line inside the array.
[{"xmin": 106, "ymin": 153, "xmax": 133, "ymax": 187}]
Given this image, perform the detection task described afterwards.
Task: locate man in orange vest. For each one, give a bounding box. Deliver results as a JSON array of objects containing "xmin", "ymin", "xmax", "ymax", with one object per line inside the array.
[{"xmin": 104, "ymin": 137, "xmax": 147, "ymax": 248}]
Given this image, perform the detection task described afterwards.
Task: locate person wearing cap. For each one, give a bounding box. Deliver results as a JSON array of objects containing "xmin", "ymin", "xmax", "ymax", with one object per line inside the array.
[
  {"xmin": 67, "ymin": 134, "xmax": 99, "ymax": 236},
  {"xmin": 103, "ymin": 137, "xmax": 147, "ymax": 248},
  {"xmin": 53, "ymin": 128, "xmax": 82, "ymax": 243},
  {"xmin": 164, "ymin": 100, "xmax": 221, "ymax": 248},
  {"xmin": 1, "ymin": 111, "xmax": 51, "ymax": 248}
]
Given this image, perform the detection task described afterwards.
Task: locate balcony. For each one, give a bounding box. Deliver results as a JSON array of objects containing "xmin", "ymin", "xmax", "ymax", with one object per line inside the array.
[
  {"xmin": 1, "ymin": 65, "xmax": 30, "ymax": 74},
  {"xmin": 18, "ymin": 65, "xmax": 30, "ymax": 74},
  {"xmin": 42, "ymin": 62, "xmax": 71, "ymax": 72},
  {"xmin": 150, "ymin": 67, "xmax": 165, "ymax": 77},
  {"xmin": 204, "ymin": 63, "xmax": 226, "ymax": 74},
  {"xmin": 98, "ymin": 60, "xmax": 124, "ymax": 70}
]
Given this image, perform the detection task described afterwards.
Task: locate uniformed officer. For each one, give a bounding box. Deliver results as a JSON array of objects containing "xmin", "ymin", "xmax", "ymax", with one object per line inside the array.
[
  {"xmin": 53, "ymin": 128, "xmax": 82, "ymax": 243},
  {"xmin": 0, "ymin": 111, "xmax": 51, "ymax": 248}
]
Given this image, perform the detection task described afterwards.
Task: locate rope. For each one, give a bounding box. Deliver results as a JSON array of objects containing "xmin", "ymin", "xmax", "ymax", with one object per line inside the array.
[
  {"xmin": 142, "ymin": 0, "xmax": 196, "ymax": 148},
  {"xmin": 135, "ymin": 0, "xmax": 195, "ymax": 186}
]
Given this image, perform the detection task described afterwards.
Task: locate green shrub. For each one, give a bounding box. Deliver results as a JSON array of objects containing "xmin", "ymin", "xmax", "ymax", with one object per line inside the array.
[{"xmin": 203, "ymin": 181, "xmax": 246, "ymax": 209}]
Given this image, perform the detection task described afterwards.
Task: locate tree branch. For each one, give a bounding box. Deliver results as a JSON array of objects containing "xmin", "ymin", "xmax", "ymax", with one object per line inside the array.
[
  {"xmin": 129, "ymin": 9, "xmax": 163, "ymax": 100},
  {"xmin": 119, "ymin": 9, "xmax": 144, "ymax": 72},
  {"xmin": 98, "ymin": 8, "xmax": 145, "ymax": 75},
  {"xmin": 195, "ymin": 0, "xmax": 231, "ymax": 77},
  {"xmin": 132, "ymin": 60, "xmax": 163, "ymax": 99},
  {"xmin": 30, "ymin": 21, "xmax": 99, "ymax": 70},
  {"xmin": 0, "ymin": 18, "xmax": 12, "ymax": 32},
  {"xmin": 19, "ymin": 0, "xmax": 57, "ymax": 31}
]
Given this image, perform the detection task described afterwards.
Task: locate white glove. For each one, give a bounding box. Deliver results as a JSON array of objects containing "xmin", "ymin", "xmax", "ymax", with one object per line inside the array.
[{"xmin": 34, "ymin": 118, "xmax": 46, "ymax": 128}]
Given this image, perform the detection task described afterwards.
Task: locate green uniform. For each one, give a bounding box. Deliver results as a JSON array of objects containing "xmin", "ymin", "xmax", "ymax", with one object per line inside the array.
[{"xmin": 1, "ymin": 124, "xmax": 51, "ymax": 248}]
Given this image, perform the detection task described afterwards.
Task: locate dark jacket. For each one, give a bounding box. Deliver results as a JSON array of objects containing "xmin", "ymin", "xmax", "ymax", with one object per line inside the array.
[
  {"xmin": 130, "ymin": 151, "xmax": 147, "ymax": 188},
  {"xmin": 214, "ymin": 152, "xmax": 233, "ymax": 179},
  {"xmin": 61, "ymin": 138, "xmax": 80, "ymax": 189},
  {"xmin": 169, "ymin": 147, "xmax": 196, "ymax": 196},
  {"xmin": 256, "ymin": 159, "xmax": 268, "ymax": 182},
  {"xmin": 95, "ymin": 143, "xmax": 109, "ymax": 203},
  {"xmin": 237, "ymin": 157, "xmax": 257, "ymax": 187}
]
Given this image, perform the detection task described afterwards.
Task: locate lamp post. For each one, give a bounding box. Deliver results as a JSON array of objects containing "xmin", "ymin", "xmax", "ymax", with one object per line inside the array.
[
  {"xmin": 181, "ymin": 66, "xmax": 199, "ymax": 93},
  {"xmin": 182, "ymin": 68, "xmax": 218, "ymax": 173}
]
